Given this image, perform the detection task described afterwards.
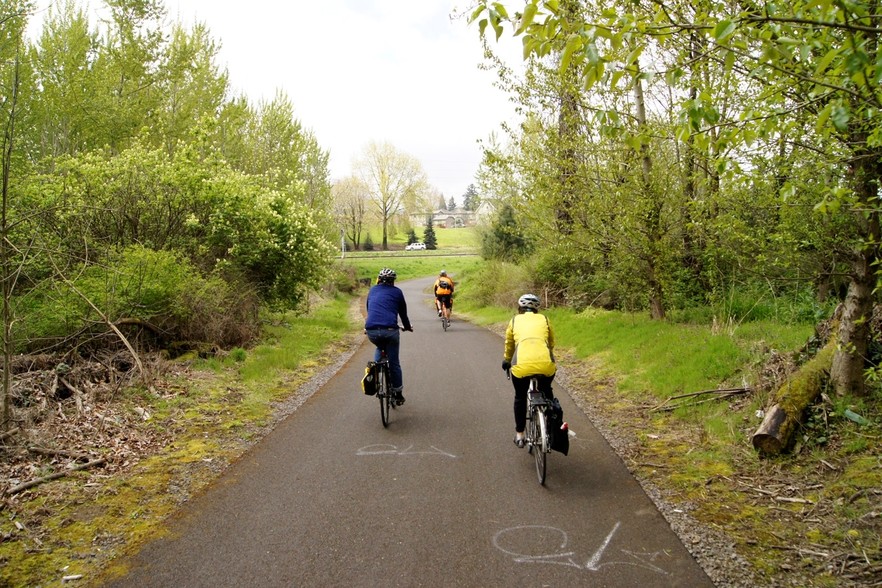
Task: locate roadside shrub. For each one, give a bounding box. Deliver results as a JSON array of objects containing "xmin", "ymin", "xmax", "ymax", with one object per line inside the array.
[
  {"xmin": 530, "ymin": 248, "xmax": 619, "ymax": 310},
  {"xmin": 323, "ymin": 264, "xmax": 359, "ymax": 295},
  {"xmin": 12, "ymin": 246, "xmax": 259, "ymax": 353},
  {"xmin": 459, "ymin": 260, "xmax": 531, "ymax": 308}
]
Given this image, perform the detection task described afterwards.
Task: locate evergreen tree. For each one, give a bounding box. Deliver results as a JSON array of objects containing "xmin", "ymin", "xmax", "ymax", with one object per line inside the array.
[
  {"xmin": 406, "ymin": 228, "xmax": 418, "ymax": 245},
  {"xmin": 437, "ymin": 195, "xmax": 446, "ymax": 210},
  {"xmin": 481, "ymin": 203, "xmax": 529, "ymax": 261},
  {"xmin": 363, "ymin": 232, "xmax": 374, "ymax": 251},
  {"xmin": 462, "ymin": 184, "xmax": 479, "ymax": 211},
  {"xmin": 447, "ymin": 196, "xmax": 456, "ymax": 210},
  {"xmin": 423, "ymin": 216, "xmax": 438, "ymax": 250}
]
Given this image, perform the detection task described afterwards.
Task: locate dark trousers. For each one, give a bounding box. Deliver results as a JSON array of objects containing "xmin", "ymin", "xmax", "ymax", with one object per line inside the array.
[
  {"xmin": 365, "ymin": 328, "xmax": 402, "ymax": 388},
  {"xmin": 511, "ymin": 373, "xmax": 554, "ymax": 433}
]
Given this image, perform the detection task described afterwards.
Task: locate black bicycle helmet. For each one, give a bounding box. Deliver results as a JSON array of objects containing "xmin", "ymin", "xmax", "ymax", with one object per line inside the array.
[
  {"xmin": 378, "ymin": 267, "xmax": 397, "ymax": 283},
  {"xmin": 518, "ymin": 293, "xmax": 540, "ymax": 311}
]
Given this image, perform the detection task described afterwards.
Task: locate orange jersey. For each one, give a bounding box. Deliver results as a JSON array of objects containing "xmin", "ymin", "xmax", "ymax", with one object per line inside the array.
[{"xmin": 433, "ymin": 276, "xmax": 454, "ymax": 295}]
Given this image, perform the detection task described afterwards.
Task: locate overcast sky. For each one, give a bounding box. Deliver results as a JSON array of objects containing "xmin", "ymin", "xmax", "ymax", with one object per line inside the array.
[{"xmin": 31, "ymin": 0, "xmax": 523, "ymax": 201}]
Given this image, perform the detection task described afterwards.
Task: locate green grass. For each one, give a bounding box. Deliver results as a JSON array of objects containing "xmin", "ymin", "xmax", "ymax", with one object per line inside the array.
[
  {"xmin": 240, "ymin": 297, "xmax": 352, "ymax": 380},
  {"xmin": 458, "ymin": 299, "xmax": 812, "ymax": 399},
  {"xmin": 351, "ymin": 226, "xmax": 480, "ymax": 252},
  {"xmin": 336, "ymin": 255, "xmax": 484, "ymax": 284}
]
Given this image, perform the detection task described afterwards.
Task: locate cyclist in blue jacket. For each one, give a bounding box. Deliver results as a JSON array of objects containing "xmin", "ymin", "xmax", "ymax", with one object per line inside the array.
[{"xmin": 365, "ymin": 268, "xmax": 413, "ymax": 404}]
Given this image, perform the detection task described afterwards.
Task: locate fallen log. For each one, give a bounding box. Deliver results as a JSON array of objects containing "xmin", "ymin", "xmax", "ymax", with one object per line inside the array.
[{"xmin": 752, "ymin": 340, "xmax": 835, "ymax": 455}]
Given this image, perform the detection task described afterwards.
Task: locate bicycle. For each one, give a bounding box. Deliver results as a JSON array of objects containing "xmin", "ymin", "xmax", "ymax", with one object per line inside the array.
[
  {"xmin": 373, "ymin": 350, "xmax": 396, "ymax": 427},
  {"xmin": 507, "ymin": 371, "xmax": 552, "ymax": 484},
  {"xmin": 436, "ymin": 295, "xmax": 452, "ymax": 332},
  {"xmin": 369, "ymin": 327, "xmax": 406, "ymax": 428}
]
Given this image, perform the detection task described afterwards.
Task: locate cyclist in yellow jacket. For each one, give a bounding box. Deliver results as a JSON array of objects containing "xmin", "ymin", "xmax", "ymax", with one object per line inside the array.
[
  {"xmin": 502, "ymin": 293, "xmax": 556, "ymax": 448},
  {"xmin": 433, "ymin": 270, "xmax": 455, "ymax": 322}
]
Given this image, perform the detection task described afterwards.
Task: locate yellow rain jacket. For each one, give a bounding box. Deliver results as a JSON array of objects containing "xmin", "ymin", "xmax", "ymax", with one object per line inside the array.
[{"xmin": 503, "ymin": 312, "xmax": 556, "ymax": 378}]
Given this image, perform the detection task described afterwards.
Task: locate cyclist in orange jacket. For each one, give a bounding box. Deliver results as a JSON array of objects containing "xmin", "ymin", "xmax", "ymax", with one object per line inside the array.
[{"xmin": 433, "ymin": 270, "xmax": 455, "ymax": 322}]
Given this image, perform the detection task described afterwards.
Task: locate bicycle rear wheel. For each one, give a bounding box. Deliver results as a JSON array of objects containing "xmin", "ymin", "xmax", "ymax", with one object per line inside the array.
[
  {"xmin": 442, "ymin": 316, "xmax": 448, "ymax": 331},
  {"xmin": 378, "ymin": 364, "xmax": 391, "ymax": 427},
  {"xmin": 532, "ymin": 408, "xmax": 547, "ymax": 485}
]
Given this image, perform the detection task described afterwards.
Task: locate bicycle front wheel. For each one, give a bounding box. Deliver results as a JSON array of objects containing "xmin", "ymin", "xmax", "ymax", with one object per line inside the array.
[
  {"xmin": 378, "ymin": 365, "xmax": 390, "ymax": 428},
  {"xmin": 533, "ymin": 408, "xmax": 547, "ymax": 485}
]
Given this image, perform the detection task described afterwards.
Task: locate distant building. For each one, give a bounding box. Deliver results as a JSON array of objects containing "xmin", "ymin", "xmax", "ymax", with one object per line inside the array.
[{"xmin": 410, "ymin": 206, "xmax": 477, "ymax": 228}]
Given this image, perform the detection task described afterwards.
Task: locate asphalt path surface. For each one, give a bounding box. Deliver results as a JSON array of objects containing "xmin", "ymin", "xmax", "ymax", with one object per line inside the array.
[{"xmin": 105, "ymin": 276, "xmax": 714, "ymax": 587}]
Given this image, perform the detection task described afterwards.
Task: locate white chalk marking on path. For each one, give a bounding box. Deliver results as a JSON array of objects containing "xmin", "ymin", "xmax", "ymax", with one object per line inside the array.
[
  {"xmin": 585, "ymin": 521, "xmax": 621, "ymax": 570},
  {"xmin": 493, "ymin": 522, "xmax": 670, "ymax": 576},
  {"xmin": 356, "ymin": 444, "xmax": 458, "ymax": 458}
]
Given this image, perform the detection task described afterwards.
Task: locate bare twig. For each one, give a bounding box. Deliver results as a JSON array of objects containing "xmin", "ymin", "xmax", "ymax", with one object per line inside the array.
[
  {"xmin": 775, "ymin": 496, "xmax": 814, "ymax": 504},
  {"xmin": 44, "ymin": 252, "xmax": 144, "ymax": 379},
  {"xmin": 60, "ymin": 377, "xmax": 84, "ymax": 414},
  {"xmin": 6, "ymin": 457, "xmax": 106, "ymax": 495},
  {"xmin": 652, "ymin": 388, "xmax": 750, "ymax": 412},
  {"xmin": 27, "ymin": 445, "xmax": 92, "ymax": 461}
]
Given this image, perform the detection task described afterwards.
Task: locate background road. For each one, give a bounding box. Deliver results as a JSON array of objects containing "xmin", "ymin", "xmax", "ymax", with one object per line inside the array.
[{"xmin": 105, "ymin": 276, "xmax": 714, "ymax": 587}]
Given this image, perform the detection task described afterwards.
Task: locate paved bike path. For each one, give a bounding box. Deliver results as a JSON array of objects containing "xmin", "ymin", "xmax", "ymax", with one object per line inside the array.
[{"xmin": 105, "ymin": 276, "xmax": 714, "ymax": 587}]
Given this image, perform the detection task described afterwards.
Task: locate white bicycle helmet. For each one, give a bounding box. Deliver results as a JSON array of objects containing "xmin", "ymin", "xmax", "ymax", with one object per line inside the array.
[
  {"xmin": 518, "ymin": 293, "xmax": 540, "ymax": 311},
  {"xmin": 378, "ymin": 267, "xmax": 397, "ymax": 283}
]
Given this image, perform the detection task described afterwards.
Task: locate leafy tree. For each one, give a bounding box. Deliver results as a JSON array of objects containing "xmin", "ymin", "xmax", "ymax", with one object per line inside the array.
[
  {"xmin": 423, "ymin": 215, "xmax": 437, "ymax": 250},
  {"xmin": 472, "ymin": 0, "xmax": 882, "ymax": 394},
  {"xmin": 332, "ymin": 176, "xmax": 368, "ymax": 250},
  {"xmin": 363, "ymin": 232, "xmax": 374, "ymax": 251},
  {"xmin": 95, "ymin": 0, "xmax": 167, "ymax": 154},
  {"xmin": 354, "ymin": 141, "xmax": 428, "ymax": 250},
  {"xmin": 237, "ymin": 91, "xmax": 330, "ymax": 209},
  {"xmin": 153, "ymin": 22, "xmax": 229, "ymax": 157},
  {"xmin": 27, "ymin": 0, "xmax": 99, "ymax": 159}
]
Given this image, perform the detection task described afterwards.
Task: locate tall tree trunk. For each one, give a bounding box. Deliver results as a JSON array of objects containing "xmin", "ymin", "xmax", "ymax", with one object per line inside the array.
[
  {"xmin": 830, "ymin": 149, "xmax": 882, "ymax": 396},
  {"xmin": 0, "ymin": 41, "xmax": 21, "ymax": 432},
  {"xmin": 681, "ymin": 32, "xmax": 704, "ymax": 291},
  {"xmin": 633, "ymin": 66, "xmax": 666, "ymax": 319},
  {"xmin": 553, "ymin": 0, "xmax": 584, "ymax": 234}
]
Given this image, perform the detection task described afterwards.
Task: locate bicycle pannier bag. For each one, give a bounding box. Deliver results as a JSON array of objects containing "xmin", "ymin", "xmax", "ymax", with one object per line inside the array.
[
  {"xmin": 548, "ymin": 398, "xmax": 569, "ymax": 455},
  {"xmin": 362, "ymin": 362, "xmax": 377, "ymax": 396}
]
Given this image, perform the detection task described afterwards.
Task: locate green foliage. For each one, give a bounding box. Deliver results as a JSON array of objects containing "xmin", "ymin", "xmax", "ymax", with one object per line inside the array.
[
  {"xmin": 336, "ymin": 255, "xmax": 483, "ymax": 288},
  {"xmin": 13, "ymin": 245, "xmax": 261, "ymax": 352},
  {"xmin": 531, "ymin": 245, "xmax": 615, "ymax": 310},
  {"xmin": 481, "ymin": 202, "xmax": 529, "ymax": 261},
  {"xmin": 455, "ymin": 260, "xmax": 531, "ymax": 310},
  {"xmin": 406, "ymin": 228, "xmax": 418, "ymax": 245},
  {"xmin": 6, "ymin": 2, "xmax": 337, "ymax": 356}
]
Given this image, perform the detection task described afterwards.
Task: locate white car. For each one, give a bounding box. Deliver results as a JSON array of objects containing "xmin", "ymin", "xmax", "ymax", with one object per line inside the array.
[{"xmin": 405, "ymin": 242, "xmax": 426, "ymax": 251}]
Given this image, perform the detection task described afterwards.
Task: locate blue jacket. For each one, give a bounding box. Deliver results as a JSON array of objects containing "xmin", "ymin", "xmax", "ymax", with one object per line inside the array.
[{"xmin": 365, "ymin": 284, "xmax": 412, "ymax": 331}]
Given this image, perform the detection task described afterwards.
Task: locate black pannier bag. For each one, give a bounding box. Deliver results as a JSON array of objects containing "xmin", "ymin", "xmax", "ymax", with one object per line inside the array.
[{"xmin": 547, "ymin": 398, "xmax": 569, "ymax": 455}]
